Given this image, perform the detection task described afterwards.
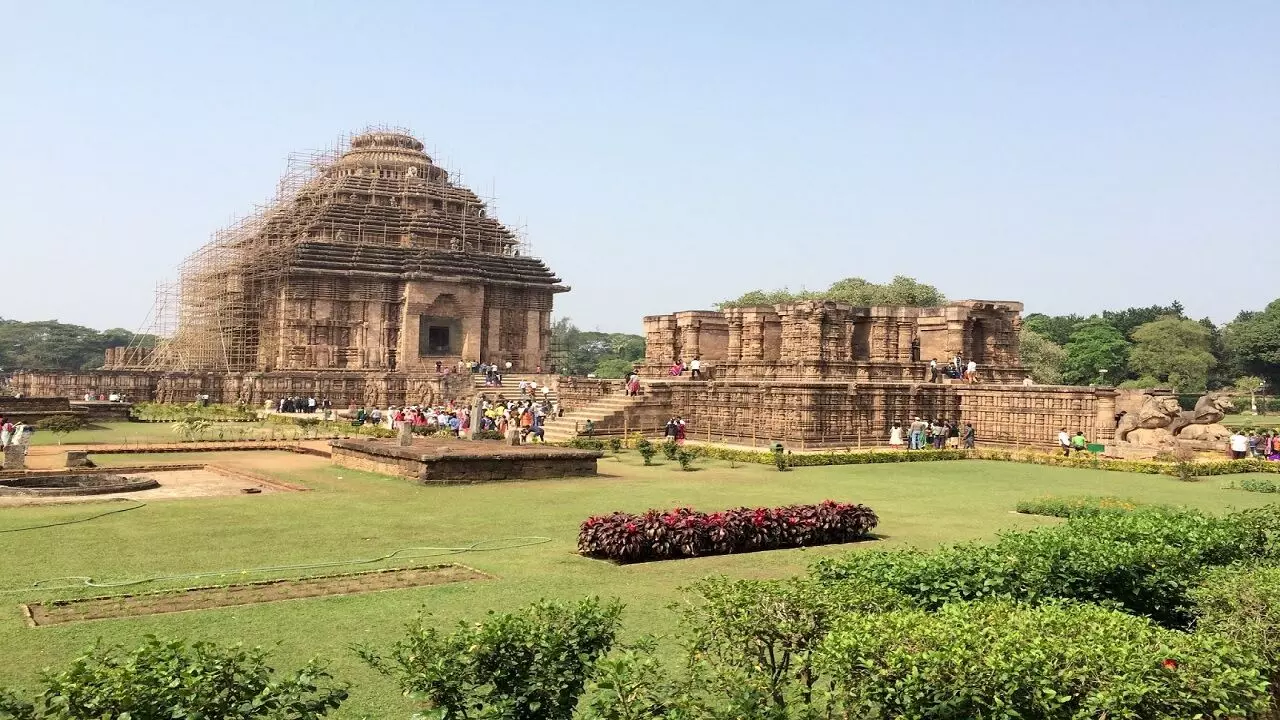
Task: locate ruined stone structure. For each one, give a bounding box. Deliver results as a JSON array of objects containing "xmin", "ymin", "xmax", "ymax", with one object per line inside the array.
[
  {"xmin": 12, "ymin": 129, "xmax": 564, "ymax": 406},
  {"xmin": 556, "ymin": 300, "xmax": 1119, "ymax": 449}
]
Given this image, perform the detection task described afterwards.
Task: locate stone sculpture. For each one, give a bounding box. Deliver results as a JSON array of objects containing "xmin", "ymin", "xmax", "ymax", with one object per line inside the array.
[
  {"xmin": 1169, "ymin": 392, "xmax": 1235, "ymax": 436},
  {"xmin": 1116, "ymin": 395, "xmax": 1182, "ymax": 442}
]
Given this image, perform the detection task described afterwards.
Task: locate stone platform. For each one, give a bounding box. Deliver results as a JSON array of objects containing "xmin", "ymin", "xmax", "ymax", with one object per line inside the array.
[{"xmin": 329, "ymin": 438, "xmax": 602, "ymax": 484}]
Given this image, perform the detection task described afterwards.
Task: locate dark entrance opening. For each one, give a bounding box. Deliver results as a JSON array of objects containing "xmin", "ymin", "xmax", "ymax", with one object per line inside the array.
[{"xmin": 418, "ymin": 315, "xmax": 460, "ymax": 356}]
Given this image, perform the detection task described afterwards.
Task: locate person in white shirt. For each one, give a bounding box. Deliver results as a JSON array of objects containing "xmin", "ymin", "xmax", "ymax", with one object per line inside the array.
[
  {"xmin": 1230, "ymin": 432, "xmax": 1249, "ymax": 460},
  {"xmin": 966, "ymin": 360, "xmax": 978, "ymax": 383},
  {"xmin": 889, "ymin": 423, "xmax": 904, "ymax": 448},
  {"xmin": 690, "ymin": 357, "xmax": 702, "ymax": 380},
  {"xmin": 928, "ymin": 358, "xmax": 938, "ymax": 382},
  {"xmin": 1023, "ymin": 376, "xmax": 1034, "ymax": 386},
  {"xmin": 1058, "ymin": 428, "xmax": 1071, "ymax": 456}
]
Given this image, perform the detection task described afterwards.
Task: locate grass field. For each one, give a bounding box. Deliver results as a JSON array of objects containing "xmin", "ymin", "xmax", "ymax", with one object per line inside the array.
[
  {"xmin": 1224, "ymin": 413, "xmax": 1280, "ymax": 429},
  {"xmin": 2, "ymin": 450, "xmax": 1277, "ymax": 717}
]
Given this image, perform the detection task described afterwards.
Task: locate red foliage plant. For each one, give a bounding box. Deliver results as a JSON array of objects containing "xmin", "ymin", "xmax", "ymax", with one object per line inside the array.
[{"xmin": 578, "ymin": 500, "xmax": 878, "ymax": 563}]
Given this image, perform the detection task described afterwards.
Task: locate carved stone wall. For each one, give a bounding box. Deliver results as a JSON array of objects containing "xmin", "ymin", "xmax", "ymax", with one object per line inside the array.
[
  {"xmin": 606, "ymin": 379, "xmax": 1112, "ymax": 449},
  {"xmin": 643, "ymin": 300, "xmax": 1026, "ymax": 383}
]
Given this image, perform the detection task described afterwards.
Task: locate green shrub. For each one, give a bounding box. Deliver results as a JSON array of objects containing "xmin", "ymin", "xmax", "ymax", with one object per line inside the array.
[
  {"xmin": 678, "ymin": 576, "xmax": 910, "ymax": 716},
  {"xmin": 358, "ymin": 598, "xmax": 622, "ymax": 720},
  {"xmin": 583, "ymin": 638, "xmax": 700, "ymax": 720},
  {"xmin": 1242, "ymin": 477, "xmax": 1280, "ymax": 493},
  {"xmin": 1015, "ymin": 495, "xmax": 1158, "ymax": 518},
  {"xmin": 635, "ymin": 438, "xmax": 656, "ymax": 465},
  {"xmin": 129, "ymin": 402, "xmax": 256, "ymax": 423},
  {"xmin": 564, "ymin": 437, "xmax": 606, "ymax": 451},
  {"xmin": 661, "ymin": 439, "xmax": 679, "ymax": 461},
  {"xmin": 813, "ymin": 507, "xmax": 1268, "ymax": 629},
  {"xmin": 607, "ymin": 437, "xmax": 623, "ymax": 454},
  {"xmin": 1192, "ymin": 565, "xmax": 1280, "ymax": 712},
  {"xmin": 34, "ymin": 415, "xmax": 85, "ymax": 442},
  {"xmin": 771, "ymin": 445, "xmax": 789, "ymax": 471},
  {"xmin": 473, "ymin": 429, "xmax": 504, "ymax": 441},
  {"xmin": 675, "ymin": 448, "xmax": 697, "ymax": 471},
  {"xmin": 0, "ymin": 636, "xmax": 346, "ymax": 719},
  {"xmin": 817, "ymin": 600, "xmax": 1268, "ymax": 719}
]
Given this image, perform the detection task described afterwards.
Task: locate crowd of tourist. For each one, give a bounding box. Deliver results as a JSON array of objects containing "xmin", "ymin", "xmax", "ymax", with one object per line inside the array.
[
  {"xmin": 928, "ymin": 354, "xmax": 979, "ymax": 383},
  {"xmin": 276, "ymin": 396, "xmax": 332, "ymax": 414},
  {"xmin": 1230, "ymin": 430, "xmax": 1280, "ymax": 460},
  {"xmin": 350, "ymin": 395, "xmax": 562, "ymax": 445},
  {"xmin": 889, "ymin": 417, "xmax": 975, "ymax": 449}
]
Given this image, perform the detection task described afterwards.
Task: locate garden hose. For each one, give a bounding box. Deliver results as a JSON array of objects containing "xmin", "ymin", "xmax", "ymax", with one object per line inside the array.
[
  {"xmin": 1, "ymin": 536, "xmax": 553, "ymax": 595},
  {"xmin": 0, "ymin": 499, "xmax": 146, "ymax": 534}
]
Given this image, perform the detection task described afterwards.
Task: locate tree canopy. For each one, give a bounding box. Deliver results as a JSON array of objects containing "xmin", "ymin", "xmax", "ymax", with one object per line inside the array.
[
  {"xmin": 1062, "ymin": 319, "xmax": 1129, "ymax": 385},
  {"xmin": 1126, "ymin": 316, "xmax": 1217, "ymax": 393},
  {"xmin": 551, "ymin": 318, "xmax": 645, "ymax": 378},
  {"xmin": 1224, "ymin": 299, "xmax": 1280, "ymax": 389},
  {"xmin": 1019, "ymin": 328, "xmax": 1066, "ymax": 385},
  {"xmin": 718, "ymin": 276, "xmax": 945, "ymax": 309},
  {"xmin": 0, "ymin": 319, "xmax": 155, "ymax": 372}
]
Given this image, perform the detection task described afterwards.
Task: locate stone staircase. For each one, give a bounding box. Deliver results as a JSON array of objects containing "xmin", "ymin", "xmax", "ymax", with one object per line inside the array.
[
  {"xmin": 470, "ymin": 374, "xmax": 559, "ymax": 404},
  {"xmin": 541, "ymin": 394, "xmax": 640, "ymax": 442}
]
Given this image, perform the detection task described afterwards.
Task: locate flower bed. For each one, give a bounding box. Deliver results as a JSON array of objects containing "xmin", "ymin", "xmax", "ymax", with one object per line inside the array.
[{"xmin": 578, "ymin": 501, "xmax": 878, "ymax": 564}]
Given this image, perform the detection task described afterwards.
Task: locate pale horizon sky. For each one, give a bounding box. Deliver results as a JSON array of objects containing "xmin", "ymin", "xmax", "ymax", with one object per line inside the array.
[{"xmin": 2, "ymin": 2, "xmax": 1277, "ymax": 335}]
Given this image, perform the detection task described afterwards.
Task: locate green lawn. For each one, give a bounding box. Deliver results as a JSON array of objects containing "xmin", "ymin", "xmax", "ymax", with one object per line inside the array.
[
  {"xmin": 1, "ymin": 451, "xmax": 1276, "ymax": 718},
  {"xmin": 1223, "ymin": 413, "xmax": 1280, "ymax": 429}
]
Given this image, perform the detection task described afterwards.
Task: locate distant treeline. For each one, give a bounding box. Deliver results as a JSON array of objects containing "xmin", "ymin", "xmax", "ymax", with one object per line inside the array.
[{"xmin": 0, "ymin": 319, "xmax": 155, "ymax": 372}]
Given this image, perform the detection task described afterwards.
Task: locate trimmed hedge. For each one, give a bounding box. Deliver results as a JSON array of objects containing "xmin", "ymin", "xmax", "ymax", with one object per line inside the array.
[
  {"xmin": 817, "ymin": 600, "xmax": 1269, "ymax": 719},
  {"xmin": 1015, "ymin": 495, "xmax": 1164, "ymax": 518},
  {"xmin": 578, "ymin": 501, "xmax": 878, "ymax": 564},
  {"xmin": 812, "ymin": 507, "xmax": 1269, "ymax": 629},
  {"xmin": 647, "ymin": 443, "xmax": 1280, "ymax": 477}
]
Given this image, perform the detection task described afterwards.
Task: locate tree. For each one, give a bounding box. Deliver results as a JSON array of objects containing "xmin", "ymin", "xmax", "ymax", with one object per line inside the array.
[
  {"xmin": 1022, "ymin": 313, "xmax": 1085, "ymax": 346},
  {"xmin": 0, "ymin": 318, "xmax": 155, "ymax": 371},
  {"xmin": 1224, "ymin": 299, "xmax": 1280, "ymax": 388},
  {"xmin": 593, "ymin": 358, "xmax": 635, "ymax": 379},
  {"xmin": 1126, "ymin": 316, "xmax": 1217, "ymax": 393},
  {"xmin": 719, "ymin": 276, "xmax": 944, "ymax": 309},
  {"xmin": 1101, "ymin": 302, "xmax": 1185, "ymax": 339},
  {"xmin": 1062, "ymin": 319, "xmax": 1129, "ymax": 385},
  {"xmin": 1019, "ymin": 328, "xmax": 1066, "ymax": 384},
  {"xmin": 551, "ymin": 318, "xmax": 646, "ymax": 377}
]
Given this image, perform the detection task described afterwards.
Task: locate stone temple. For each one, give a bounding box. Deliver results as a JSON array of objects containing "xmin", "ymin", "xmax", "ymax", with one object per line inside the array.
[
  {"xmin": 552, "ymin": 300, "xmax": 1119, "ymax": 448},
  {"xmin": 14, "ymin": 129, "xmax": 565, "ymax": 407}
]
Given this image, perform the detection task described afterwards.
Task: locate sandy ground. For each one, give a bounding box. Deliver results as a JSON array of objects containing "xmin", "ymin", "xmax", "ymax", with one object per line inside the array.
[{"xmin": 0, "ymin": 467, "xmax": 294, "ymax": 507}]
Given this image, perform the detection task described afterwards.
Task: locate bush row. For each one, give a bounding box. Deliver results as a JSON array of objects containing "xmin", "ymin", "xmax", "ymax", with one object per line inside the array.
[
  {"xmin": 12, "ymin": 565, "xmax": 1280, "ymax": 719},
  {"xmin": 578, "ymin": 501, "xmax": 878, "ymax": 564},
  {"xmin": 1015, "ymin": 495, "xmax": 1159, "ymax": 518},
  {"xmin": 649, "ymin": 442, "xmax": 1280, "ymax": 477},
  {"xmin": 129, "ymin": 402, "xmax": 257, "ymax": 422},
  {"xmin": 818, "ymin": 600, "xmax": 1268, "ymax": 719},
  {"xmin": 812, "ymin": 506, "xmax": 1271, "ymax": 629}
]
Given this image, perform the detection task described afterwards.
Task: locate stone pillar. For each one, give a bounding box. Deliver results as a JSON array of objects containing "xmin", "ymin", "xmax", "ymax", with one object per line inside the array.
[
  {"xmin": 1095, "ymin": 391, "xmax": 1117, "ymax": 441},
  {"xmin": 485, "ymin": 307, "xmax": 502, "ymax": 363},
  {"xmin": 742, "ymin": 318, "xmax": 765, "ymax": 361},
  {"xmin": 523, "ymin": 309, "xmax": 543, "ymax": 371},
  {"xmin": 896, "ymin": 322, "xmax": 914, "ymax": 362},
  {"xmin": 461, "ymin": 311, "xmax": 484, "ymax": 362},
  {"xmin": 726, "ymin": 317, "xmax": 743, "ymax": 361}
]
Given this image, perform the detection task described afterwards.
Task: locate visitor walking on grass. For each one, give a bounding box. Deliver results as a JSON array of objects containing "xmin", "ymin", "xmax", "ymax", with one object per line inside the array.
[{"xmin": 963, "ymin": 422, "xmax": 976, "ymax": 449}]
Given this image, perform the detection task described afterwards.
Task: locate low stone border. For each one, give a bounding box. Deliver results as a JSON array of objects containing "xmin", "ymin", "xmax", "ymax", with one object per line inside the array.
[{"xmin": 22, "ymin": 563, "xmax": 491, "ymax": 626}]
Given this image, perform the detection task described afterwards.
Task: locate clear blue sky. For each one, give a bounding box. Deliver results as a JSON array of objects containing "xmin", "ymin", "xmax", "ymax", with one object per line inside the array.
[{"xmin": 2, "ymin": 2, "xmax": 1276, "ymax": 334}]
